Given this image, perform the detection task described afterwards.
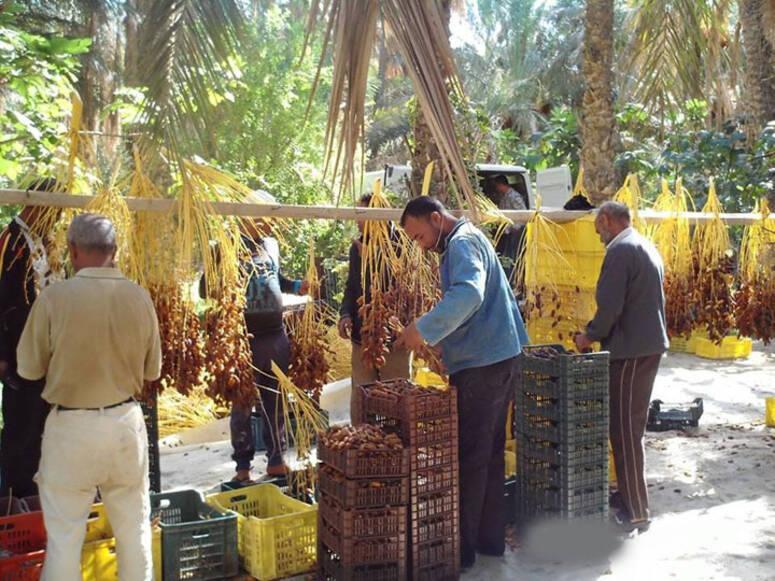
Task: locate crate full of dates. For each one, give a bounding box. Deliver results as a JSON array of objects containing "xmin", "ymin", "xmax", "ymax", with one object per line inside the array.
[
  {"xmin": 318, "ymin": 425, "xmax": 410, "ymax": 479},
  {"xmin": 520, "ymin": 345, "xmax": 609, "ymax": 400}
]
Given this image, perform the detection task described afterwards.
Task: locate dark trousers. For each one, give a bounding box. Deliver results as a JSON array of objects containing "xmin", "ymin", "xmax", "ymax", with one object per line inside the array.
[
  {"xmin": 452, "ymin": 356, "xmax": 517, "ymax": 566},
  {"xmin": 1, "ymin": 373, "xmax": 49, "ymax": 497},
  {"xmin": 231, "ymin": 329, "xmax": 290, "ymax": 471},
  {"xmin": 609, "ymin": 353, "xmax": 662, "ymax": 523}
]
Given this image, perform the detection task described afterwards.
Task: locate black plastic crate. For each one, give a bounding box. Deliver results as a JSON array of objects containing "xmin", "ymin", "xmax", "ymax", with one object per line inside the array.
[
  {"xmin": 150, "ymin": 489, "xmax": 239, "ymax": 581},
  {"xmin": 140, "ymin": 396, "xmax": 161, "ymax": 493},
  {"xmin": 647, "ymin": 398, "xmax": 704, "ymax": 431},
  {"xmin": 518, "ymin": 437, "xmax": 607, "ymax": 467},
  {"xmin": 517, "ymin": 392, "xmax": 608, "ymax": 424},
  {"xmin": 519, "ymin": 456, "xmax": 608, "ymax": 490},
  {"xmin": 517, "ymin": 482, "xmax": 608, "ymax": 521},
  {"xmin": 520, "ymin": 345, "xmax": 610, "ymax": 388},
  {"xmin": 514, "ymin": 416, "xmax": 608, "ymax": 448}
]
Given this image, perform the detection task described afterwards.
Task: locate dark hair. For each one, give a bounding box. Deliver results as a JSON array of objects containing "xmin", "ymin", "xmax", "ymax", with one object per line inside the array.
[
  {"xmin": 26, "ymin": 178, "xmax": 59, "ymax": 193},
  {"xmin": 492, "ymin": 175, "xmax": 509, "ymax": 187},
  {"xmin": 359, "ymin": 193, "xmax": 373, "ymax": 206},
  {"xmin": 400, "ymin": 196, "xmax": 446, "ymax": 226}
]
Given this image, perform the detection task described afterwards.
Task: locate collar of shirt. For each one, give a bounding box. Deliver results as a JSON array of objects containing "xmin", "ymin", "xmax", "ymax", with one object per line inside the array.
[
  {"xmin": 75, "ymin": 267, "xmax": 125, "ymax": 280},
  {"xmin": 607, "ymin": 227, "xmax": 633, "ymax": 249},
  {"xmin": 441, "ymin": 219, "xmax": 467, "ymax": 253}
]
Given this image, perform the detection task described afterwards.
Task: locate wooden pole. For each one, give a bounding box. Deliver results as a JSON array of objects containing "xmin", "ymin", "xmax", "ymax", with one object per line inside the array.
[{"xmin": 0, "ymin": 189, "xmax": 772, "ymax": 226}]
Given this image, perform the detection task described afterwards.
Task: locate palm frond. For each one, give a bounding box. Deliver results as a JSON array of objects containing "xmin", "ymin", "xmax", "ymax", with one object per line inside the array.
[{"xmin": 135, "ymin": 0, "xmax": 244, "ymax": 154}]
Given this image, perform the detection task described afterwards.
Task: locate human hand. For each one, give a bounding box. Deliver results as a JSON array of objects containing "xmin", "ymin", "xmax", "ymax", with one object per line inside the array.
[
  {"xmin": 338, "ymin": 317, "xmax": 353, "ymax": 340},
  {"xmin": 574, "ymin": 332, "xmax": 593, "ymax": 353},
  {"xmin": 395, "ymin": 321, "xmax": 426, "ymax": 351}
]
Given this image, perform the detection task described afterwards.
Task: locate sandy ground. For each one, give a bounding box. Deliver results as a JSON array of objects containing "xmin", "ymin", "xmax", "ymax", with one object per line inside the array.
[{"xmin": 160, "ymin": 344, "xmax": 775, "ymax": 581}]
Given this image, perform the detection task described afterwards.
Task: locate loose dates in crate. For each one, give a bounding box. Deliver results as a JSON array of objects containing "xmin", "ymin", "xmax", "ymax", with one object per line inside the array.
[{"xmin": 321, "ymin": 424, "xmax": 403, "ymax": 452}]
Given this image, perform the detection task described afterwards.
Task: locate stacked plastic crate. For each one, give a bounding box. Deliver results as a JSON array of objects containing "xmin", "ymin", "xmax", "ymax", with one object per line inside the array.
[
  {"xmin": 358, "ymin": 380, "xmax": 460, "ymax": 581},
  {"xmin": 317, "ymin": 426, "xmax": 410, "ymax": 580},
  {"xmin": 524, "ymin": 216, "xmax": 604, "ymax": 352},
  {"xmin": 515, "ymin": 345, "xmax": 609, "ymax": 524}
]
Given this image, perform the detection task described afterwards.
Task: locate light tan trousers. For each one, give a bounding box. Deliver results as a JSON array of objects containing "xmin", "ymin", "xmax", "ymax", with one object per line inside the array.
[
  {"xmin": 350, "ymin": 343, "xmax": 411, "ymax": 423},
  {"xmin": 37, "ymin": 402, "xmax": 153, "ymax": 581}
]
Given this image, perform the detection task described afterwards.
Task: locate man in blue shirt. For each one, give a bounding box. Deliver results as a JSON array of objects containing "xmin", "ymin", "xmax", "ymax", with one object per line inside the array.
[{"xmin": 397, "ymin": 196, "xmax": 529, "ymax": 570}]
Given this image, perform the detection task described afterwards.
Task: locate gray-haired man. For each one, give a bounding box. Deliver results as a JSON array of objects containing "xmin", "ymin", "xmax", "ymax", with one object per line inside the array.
[
  {"xmin": 575, "ymin": 201, "xmax": 668, "ymax": 533},
  {"xmin": 17, "ymin": 213, "xmax": 161, "ymax": 580}
]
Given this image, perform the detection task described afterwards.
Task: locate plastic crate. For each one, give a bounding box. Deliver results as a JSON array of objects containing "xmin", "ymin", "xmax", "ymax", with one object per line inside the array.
[
  {"xmin": 0, "ymin": 497, "xmax": 25, "ymax": 516},
  {"xmin": 518, "ymin": 437, "xmax": 607, "ymax": 466},
  {"xmin": 411, "ymin": 466, "xmax": 457, "ymax": 497},
  {"xmin": 413, "ymin": 562, "xmax": 460, "ymax": 581},
  {"xmin": 505, "ymin": 439, "xmax": 517, "ymax": 477},
  {"xmin": 514, "ymin": 413, "xmax": 608, "ymax": 446},
  {"xmin": 319, "ymin": 515, "xmax": 406, "ymax": 565},
  {"xmin": 518, "ymin": 481, "xmax": 608, "ymax": 520},
  {"xmin": 519, "ymin": 456, "xmax": 608, "ymax": 490},
  {"xmin": 411, "ymin": 488, "xmax": 458, "ymax": 522},
  {"xmin": 0, "ymin": 511, "xmax": 46, "ymax": 581},
  {"xmin": 519, "ymin": 394, "xmax": 608, "ymax": 424},
  {"xmin": 411, "ymin": 513, "xmax": 458, "ymax": 546},
  {"xmin": 81, "ymin": 537, "xmax": 117, "ymax": 580},
  {"xmin": 410, "ymin": 443, "xmax": 458, "ymax": 472},
  {"xmin": 358, "ymin": 382, "xmax": 457, "ymax": 434},
  {"xmin": 647, "ymin": 398, "xmax": 704, "ymax": 432},
  {"xmin": 520, "ymin": 345, "xmax": 609, "ymax": 397},
  {"xmin": 504, "ymin": 478, "xmax": 517, "ymax": 525},
  {"xmin": 140, "ymin": 395, "xmax": 161, "ymax": 493},
  {"xmin": 525, "ymin": 248, "xmax": 604, "ymax": 290},
  {"xmin": 694, "ymin": 336, "xmax": 753, "ymax": 360},
  {"xmin": 318, "ymin": 442, "xmax": 409, "ymax": 479},
  {"xmin": 20, "ymin": 497, "xmax": 40, "ymax": 513},
  {"xmin": 318, "ymin": 466, "xmax": 409, "ymax": 509},
  {"xmin": 318, "ymin": 494, "xmax": 406, "ymax": 539},
  {"xmin": 527, "ymin": 317, "xmax": 590, "ymax": 352},
  {"xmin": 318, "ymin": 544, "xmax": 406, "ymax": 581},
  {"xmin": 206, "ymin": 483, "xmax": 316, "ymax": 581},
  {"xmin": 150, "ymin": 489, "xmax": 239, "ymax": 581},
  {"xmin": 412, "ymin": 536, "xmax": 459, "ymax": 574}
]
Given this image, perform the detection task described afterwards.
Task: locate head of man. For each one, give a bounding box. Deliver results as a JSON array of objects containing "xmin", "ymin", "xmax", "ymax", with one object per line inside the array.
[
  {"xmin": 356, "ymin": 193, "xmax": 373, "ymax": 235},
  {"xmin": 67, "ymin": 213, "xmax": 117, "ymax": 272},
  {"xmin": 20, "ymin": 178, "xmax": 62, "ymax": 230},
  {"xmin": 595, "ymin": 201, "xmax": 631, "ymax": 245},
  {"xmin": 400, "ymin": 196, "xmax": 456, "ymax": 253},
  {"xmin": 490, "ymin": 175, "xmax": 511, "ymax": 196},
  {"xmin": 239, "ymin": 189, "xmax": 275, "ymax": 240}
]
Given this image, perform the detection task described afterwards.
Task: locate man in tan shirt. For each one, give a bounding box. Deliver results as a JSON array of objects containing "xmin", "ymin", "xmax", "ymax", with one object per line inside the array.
[{"xmin": 17, "ymin": 213, "xmax": 161, "ymax": 581}]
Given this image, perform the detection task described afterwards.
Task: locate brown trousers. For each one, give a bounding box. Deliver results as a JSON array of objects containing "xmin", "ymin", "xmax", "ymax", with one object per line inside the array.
[
  {"xmin": 609, "ymin": 353, "xmax": 662, "ymax": 522},
  {"xmin": 349, "ymin": 343, "xmax": 411, "ymax": 424}
]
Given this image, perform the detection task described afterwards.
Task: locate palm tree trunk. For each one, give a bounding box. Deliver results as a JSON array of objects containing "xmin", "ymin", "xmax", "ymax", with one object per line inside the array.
[
  {"xmin": 580, "ymin": 0, "xmax": 618, "ymax": 204},
  {"xmin": 740, "ymin": 0, "xmax": 775, "ymax": 129},
  {"xmin": 409, "ymin": 0, "xmax": 452, "ymax": 201}
]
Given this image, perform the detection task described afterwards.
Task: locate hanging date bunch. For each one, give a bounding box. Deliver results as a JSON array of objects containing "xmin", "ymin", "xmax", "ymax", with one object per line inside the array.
[
  {"xmin": 648, "ymin": 179, "xmax": 695, "ymax": 339},
  {"xmin": 735, "ymin": 199, "xmax": 775, "ymax": 344},
  {"xmin": 288, "ymin": 245, "xmax": 332, "ymax": 402},
  {"xmin": 204, "ymin": 288, "xmax": 256, "ymax": 408},
  {"xmin": 358, "ymin": 183, "xmax": 400, "ymax": 370},
  {"xmin": 691, "ymin": 180, "xmax": 735, "ymax": 343},
  {"xmin": 146, "ymin": 282, "xmax": 205, "ymax": 399}
]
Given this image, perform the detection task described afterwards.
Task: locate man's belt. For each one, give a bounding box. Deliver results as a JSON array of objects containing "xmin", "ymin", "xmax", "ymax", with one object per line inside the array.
[{"xmin": 56, "ymin": 397, "xmax": 135, "ymax": 411}]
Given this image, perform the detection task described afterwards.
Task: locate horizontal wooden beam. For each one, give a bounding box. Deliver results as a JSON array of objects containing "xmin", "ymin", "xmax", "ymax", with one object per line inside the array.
[{"xmin": 0, "ymin": 189, "xmax": 771, "ymax": 226}]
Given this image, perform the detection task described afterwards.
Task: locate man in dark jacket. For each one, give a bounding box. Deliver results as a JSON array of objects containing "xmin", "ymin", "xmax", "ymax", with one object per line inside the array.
[
  {"xmin": 0, "ymin": 179, "xmax": 61, "ymax": 497},
  {"xmin": 338, "ymin": 194, "xmax": 410, "ymax": 422},
  {"xmin": 575, "ymin": 201, "xmax": 669, "ymax": 533}
]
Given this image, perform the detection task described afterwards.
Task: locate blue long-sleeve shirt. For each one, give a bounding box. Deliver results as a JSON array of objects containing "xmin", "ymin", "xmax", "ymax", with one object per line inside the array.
[{"xmin": 416, "ymin": 220, "xmax": 529, "ymax": 375}]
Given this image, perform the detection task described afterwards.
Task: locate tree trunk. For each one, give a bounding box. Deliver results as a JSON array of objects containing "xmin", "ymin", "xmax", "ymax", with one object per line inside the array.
[
  {"xmin": 740, "ymin": 0, "xmax": 775, "ymax": 129},
  {"xmin": 409, "ymin": 0, "xmax": 452, "ymax": 202},
  {"xmin": 580, "ymin": 0, "xmax": 618, "ymax": 204}
]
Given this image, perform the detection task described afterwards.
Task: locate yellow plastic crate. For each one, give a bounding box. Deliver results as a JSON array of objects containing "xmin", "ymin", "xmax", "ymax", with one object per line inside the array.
[
  {"xmin": 83, "ymin": 502, "xmax": 162, "ymax": 580},
  {"xmin": 766, "ymin": 397, "xmax": 775, "ymax": 428},
  {"xmin": 207, "ymin": 484, "xmax": 316, "ymax": 581},
  {"xmin": 547, "ymin": 216, "xmax": 604, "ymax": 254},
  {"xmin": 505, "ymin": 439, "xmax": 517, "ymax": 477},
  {"xmin": 82, "ymin": 538, "xmax": 117, "ymax": 580},
  {"xmin": 527, "ymin": 317, "xmax": 600, "ymax": 353},
  {"xmin": 694, "ymin": 336, "xmax": 753, "ymax": 360}
]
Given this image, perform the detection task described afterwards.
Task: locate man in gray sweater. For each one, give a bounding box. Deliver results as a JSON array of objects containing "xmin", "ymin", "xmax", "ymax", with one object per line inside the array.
[{"xmin": 575, "ymin": 201, "xmax": 669, "ymax": 533}]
